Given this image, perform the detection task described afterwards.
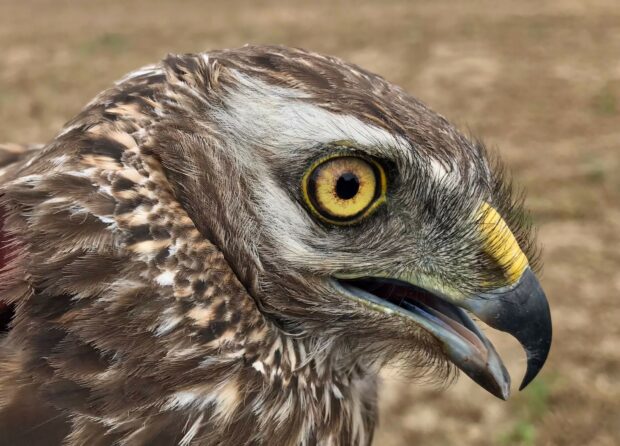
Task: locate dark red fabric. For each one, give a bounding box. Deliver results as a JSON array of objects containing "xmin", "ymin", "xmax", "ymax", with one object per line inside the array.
[{"xmin": 0, "ymin": 208, "xmax": 13, "ymax": 331}]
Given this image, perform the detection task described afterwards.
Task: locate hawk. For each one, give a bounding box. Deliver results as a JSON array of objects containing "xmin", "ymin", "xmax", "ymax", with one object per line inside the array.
[{"xmin": 0, "ymin": 46, "xmax": 551, "ymax": 446}]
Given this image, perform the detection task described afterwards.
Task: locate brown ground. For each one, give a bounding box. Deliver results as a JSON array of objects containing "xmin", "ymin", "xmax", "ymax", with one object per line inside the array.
[{"xmin": 1, "ymin": 1, "xmax": 619, "ymax": 445}]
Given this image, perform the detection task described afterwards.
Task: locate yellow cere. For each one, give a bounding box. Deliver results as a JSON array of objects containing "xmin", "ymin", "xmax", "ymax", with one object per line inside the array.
[{"xmin": 478, "ymin": 202, "xmax": 529, "ymax": 285}]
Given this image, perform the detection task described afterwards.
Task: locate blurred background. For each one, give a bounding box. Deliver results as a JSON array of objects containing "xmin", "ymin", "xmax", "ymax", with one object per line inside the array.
[{"xmin": 1, "ymin": 1, "xmax": 618, "ymax": 444}]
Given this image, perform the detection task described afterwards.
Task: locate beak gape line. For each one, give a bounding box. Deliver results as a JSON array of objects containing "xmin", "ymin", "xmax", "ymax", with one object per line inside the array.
[{"xmin": 337, "ymin": 203, "xmax": 552, "ymax": 400}]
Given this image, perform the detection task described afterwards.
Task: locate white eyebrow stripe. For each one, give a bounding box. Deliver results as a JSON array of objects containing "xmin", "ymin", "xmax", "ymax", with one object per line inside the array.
[{"xmin": 213, "ymin": 70, "xmax": 413, "ymax": 164}]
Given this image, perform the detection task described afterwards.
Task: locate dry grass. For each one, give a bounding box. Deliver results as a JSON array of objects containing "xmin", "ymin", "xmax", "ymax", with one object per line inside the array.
[{"xmin": 1, "ymin": 1, "xmax": 619, "ymax": 444}]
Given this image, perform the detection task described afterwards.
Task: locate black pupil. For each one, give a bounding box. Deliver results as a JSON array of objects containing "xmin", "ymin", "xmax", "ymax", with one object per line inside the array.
[{"xmin": 335, "ymin": 172, "xmax": 360, "ymax": 200}]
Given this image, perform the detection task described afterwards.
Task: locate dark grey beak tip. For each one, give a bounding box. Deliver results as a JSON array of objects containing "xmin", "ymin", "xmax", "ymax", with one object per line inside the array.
[
  {"xmin": 514, "ymin": 269, "xmax": 552, "ymax": 391},
  {"xmin": 469, "ymin": 267, "xmax": 552, "ymax": 393},
  {"xmin": 518, "ymin": 305, "xmax": 553, "ymax": 390}
]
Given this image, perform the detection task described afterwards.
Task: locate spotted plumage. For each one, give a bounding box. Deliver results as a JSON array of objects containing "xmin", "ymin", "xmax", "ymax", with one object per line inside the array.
[{"xmin": 0, "ymin": 46, "xmax": 551, "ymax": 445}]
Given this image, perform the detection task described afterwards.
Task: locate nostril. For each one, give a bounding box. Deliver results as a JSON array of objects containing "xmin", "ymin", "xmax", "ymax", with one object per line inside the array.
[{"xmin": 0, "ymin": 302, "xmax": 15, "ymax": 333}]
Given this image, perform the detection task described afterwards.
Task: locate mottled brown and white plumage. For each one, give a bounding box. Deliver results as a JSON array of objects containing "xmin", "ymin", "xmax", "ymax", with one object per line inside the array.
[{"xmin": 0, "ymin": 46, "xmax": 551, "ymax": 445}]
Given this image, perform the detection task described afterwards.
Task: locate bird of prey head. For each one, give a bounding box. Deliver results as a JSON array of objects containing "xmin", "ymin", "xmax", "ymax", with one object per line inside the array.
[{"xmin": 0, "ymin": 46, "xmax": 551, "ymax": 446}]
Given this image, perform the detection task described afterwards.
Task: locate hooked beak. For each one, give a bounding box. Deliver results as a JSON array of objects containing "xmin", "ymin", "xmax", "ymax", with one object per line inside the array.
[
  {"xmin": 335, "ymin": 203, "xmax": 552, "ymax": 400},
  {"xmin": 337, "ymin": 267, "xmax": 551, "ymax": 400},
  {"xmin": 465, "ymin": 267, "xmax": 552, "ymax": 391}
]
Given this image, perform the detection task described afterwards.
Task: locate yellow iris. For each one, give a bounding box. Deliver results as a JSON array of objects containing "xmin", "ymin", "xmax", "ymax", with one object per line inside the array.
[{"xmin": 302, "ymin": 155, "xmax": 386, "ymax": 224}]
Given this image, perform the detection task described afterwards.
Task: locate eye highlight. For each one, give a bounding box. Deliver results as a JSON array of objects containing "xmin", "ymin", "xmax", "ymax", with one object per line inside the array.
[{"xmin": 302, "ymin": 155, "xmax": 387, "ymax": 225}]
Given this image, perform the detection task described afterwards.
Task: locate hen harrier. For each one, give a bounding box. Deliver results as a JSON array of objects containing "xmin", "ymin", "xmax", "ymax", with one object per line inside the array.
[{"xmin": 0, "ymin": 45, "xmax": 551, "ymax": 446}]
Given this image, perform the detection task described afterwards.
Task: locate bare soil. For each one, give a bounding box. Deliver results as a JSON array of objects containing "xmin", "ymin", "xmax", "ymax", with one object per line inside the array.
[{"xmin": 1, "ymin": 1, "xmax": 619, "ymax": 445}]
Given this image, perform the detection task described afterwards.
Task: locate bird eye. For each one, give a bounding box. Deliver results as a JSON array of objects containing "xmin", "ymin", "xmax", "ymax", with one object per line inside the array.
[{"xmin": 302, "ymin": 155, "xmax": 387, "ymax": 225}]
